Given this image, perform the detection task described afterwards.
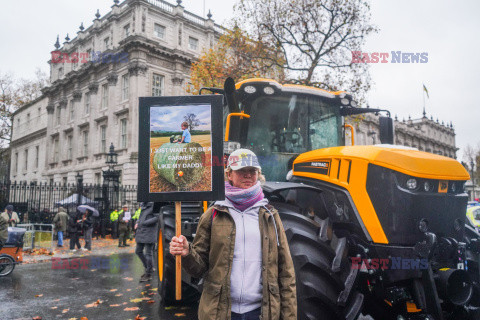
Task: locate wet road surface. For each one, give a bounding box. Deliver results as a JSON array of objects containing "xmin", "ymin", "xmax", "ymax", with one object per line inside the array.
[{"xmin": 0, "ymin": 253, "xmax": 197, "ymax": 320}]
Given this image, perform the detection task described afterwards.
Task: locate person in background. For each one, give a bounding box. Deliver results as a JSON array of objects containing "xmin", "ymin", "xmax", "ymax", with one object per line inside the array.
[
  {"xmin": 118, "ymin": 204, "xmax": 130, "ymax": 247},
  {"xmin": 68, "ymin": 210, "xmax": 83, "ymax": 252},
  {"xmin": 135, "ymin": 202, "xmax": 158, "ymax": 282},
  {"xmin": 53, "ymin": 207, "xmax": 69, "ymax": 247},
  {"xmin": 110, "ymin": 208, "xmax": 119, "ymax": 239},
  {"xmin": 0, "ymin": 214, "xmax": 8, "ymax": 250},
  {"xmin": 1, "ymin": 205, "xmax": 20, "ymax": 227},
  {"xmin": 131, "ymin": 205, "xmax": 142, "ymax": 239},
  {"xmin": 170, "ymin": 149, "xmax": 297, "ymax": 320},
  {"xmin": 82, "ymin": 209, "xmax": 94, "ymax": 251}
]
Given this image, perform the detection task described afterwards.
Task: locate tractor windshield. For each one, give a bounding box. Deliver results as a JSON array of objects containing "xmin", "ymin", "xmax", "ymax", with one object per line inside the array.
[{"xmin": 240, "ymin": 94, "xmax": 343, "ymax": 181}]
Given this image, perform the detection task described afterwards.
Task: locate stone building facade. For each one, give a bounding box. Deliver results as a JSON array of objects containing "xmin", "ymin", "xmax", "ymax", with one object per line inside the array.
[
  {"xmin": 10, "ymin": 0, "xmax": 223, "ymax": 185},
  {"xmin": 346, "ymin": 113, "xmax": 457, "ymax": 158}
]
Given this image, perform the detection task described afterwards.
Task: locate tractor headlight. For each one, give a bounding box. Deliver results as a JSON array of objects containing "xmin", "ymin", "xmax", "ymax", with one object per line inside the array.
[
  {"xmin": 263, "ymin": 86, "xmax": 274, "ymax": 95},
  {"xmin": 244, "ymin": 85, "xmax": 256, "ymax": 94},
  {"xmin": 406, "ymin": 178, "xmax": 417, "ymax": 190},
  {"xmin": 341, "ymin": 98, "xmax": 350, "ymax": 105},
  {"xmin": 423, "ymin": 181, "xmax": 432, "ymax": 192}
]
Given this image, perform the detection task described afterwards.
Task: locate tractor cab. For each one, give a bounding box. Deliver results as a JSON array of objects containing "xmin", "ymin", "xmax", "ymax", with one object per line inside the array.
[{"xmin": 225, "ymin": 79, "xmax": 348, "ymax": 181}]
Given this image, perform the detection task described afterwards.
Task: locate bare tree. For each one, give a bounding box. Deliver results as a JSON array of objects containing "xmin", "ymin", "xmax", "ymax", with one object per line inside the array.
[
  {"xmin": 235, "ymin": 0, "xmax": 378, "ymax": 105},
  {"xmin": 183, "ymin": 113, "xmax": 201, "ymax": 131},
  {"xmin": 0, "ymin": 69, "xmax": 48, "ymax": 147}
]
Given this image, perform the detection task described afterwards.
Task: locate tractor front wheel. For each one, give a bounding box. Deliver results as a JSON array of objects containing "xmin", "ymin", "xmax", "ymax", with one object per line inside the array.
[{"xmin": 278, "ymin": 210, "xmax": 363, "ymax": 320}]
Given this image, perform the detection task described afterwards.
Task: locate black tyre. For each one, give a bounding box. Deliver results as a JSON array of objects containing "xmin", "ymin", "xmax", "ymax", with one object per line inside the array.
[
  {"xmin": 279, "ymin": 210, "xmax": 363, "ymax": 320},
  {"xmin": 157, "ymin": 210, "xmax": 200, "ymax": 305},
  {"xmin": 0, "ymin": 254, "xmax": 15, "ymax": 277}
]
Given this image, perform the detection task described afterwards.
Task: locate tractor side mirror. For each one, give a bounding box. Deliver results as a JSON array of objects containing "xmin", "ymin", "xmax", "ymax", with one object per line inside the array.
[{"xmin": 379, "ymin": 116, "xmax": 394, "ymax": 144}]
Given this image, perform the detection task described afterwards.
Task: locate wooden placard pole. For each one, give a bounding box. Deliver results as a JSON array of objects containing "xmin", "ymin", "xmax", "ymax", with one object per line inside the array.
[{"xmin": 175, "ymin": 201, "xmax": 182, "ymax": 300}]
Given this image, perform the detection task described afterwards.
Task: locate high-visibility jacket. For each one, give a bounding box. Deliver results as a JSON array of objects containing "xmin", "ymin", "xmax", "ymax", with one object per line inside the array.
[
  {"xmin": 110, "ymin": 210, "xmax": 119, "ymax": 222},
  {"xmin": 133, "ymin": 208, "xmax": 141, "ymax": 220}
]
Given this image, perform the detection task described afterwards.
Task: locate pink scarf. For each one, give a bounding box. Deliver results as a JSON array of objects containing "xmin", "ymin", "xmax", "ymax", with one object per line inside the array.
[{"xmin": 224, "ymin": 181, "xmax": 264, "ymax": 212}]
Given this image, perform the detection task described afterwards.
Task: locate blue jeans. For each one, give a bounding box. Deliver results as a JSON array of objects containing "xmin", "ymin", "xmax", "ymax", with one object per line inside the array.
[
  {"xmin": 57, "ymin": 231, "xmax": 64, "ymax": 246},
  {"xmin": 231, "ymin": 307, "xmax": 261, "ymax": 320}
]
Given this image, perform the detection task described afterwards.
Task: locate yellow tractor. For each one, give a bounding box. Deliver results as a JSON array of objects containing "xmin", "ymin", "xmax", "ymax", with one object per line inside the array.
[{"xmin": 156, "ymin": 78, "xmax": 479, "ymax": 319}]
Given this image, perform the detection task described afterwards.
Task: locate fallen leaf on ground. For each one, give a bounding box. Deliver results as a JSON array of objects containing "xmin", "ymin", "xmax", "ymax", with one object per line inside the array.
[
  {"xmin": 134, "ymin": 315, "xmax": 146, "ymax": 320},
  {"xmin": 148, "ymin": 293, "xmax": 155, "ymax": 296},
  {"xmin": 165, "ymin": 306, "xmax": 177, "ymax": 310},
  {"xmin": 109, "ymin": 304, "xmax": 121, "ymax": 307},
  {"xmin": 80, "ymin": 317, "xmax": 88, "ymax": 320},
  {"xmin": 54, "ymin": 299, "xmax": 60, "ymax": 302},
  {"xmin": 124, "ymin": 307, "xmax": 140, "ymax": 311},
  {"xmin": 174, "ymin": 313, "xmax": 186, "ymax": 317},
  {"xmin": 147, "ymin": 300, "xmax": 155, "ymax": 304},
  {"xmin": 109, "ymin": 289, "xmax": 118, "ymax": 292},
  {"xmin": 115, "ymin": 293, "xmax": 123, "ymax": 297},
  {"xmin": 34, "ymin": 294, "xmax": 43, "ymax": 298},
  {"xmin": 123, "ymin": 277, "xmax": 134, "ymax": 281},
  {"xmin": 51, "ymin": 306, "xmax": 58, "ymax": 309},
  {"xmin": 85, "ymin": 299, "xmax": 103, "ymax": 308},
  {"xmin": 67, "ymin": 318, "xmax": 78, "ymax": 320},
  {"xmin": 62, "ymin": 309, "xmax": 69, "ymax": 313},
  {"xmin": 32, "ymin": 317, "xmax": 42, "ymax": 320},
  {"xmin": 130, "ymin": 297, "xmax": 150, "ymax": 303},
  {"xmin": 145, "ymin": 284, "xmax": 151, "ymax": 287},
  {"xmin": 126, "ymin": 289, "xmax": 132, "ymax": 291},
  {"xmin": 150, "ymin": 288, "xmax": 158, "ymax": 291}
]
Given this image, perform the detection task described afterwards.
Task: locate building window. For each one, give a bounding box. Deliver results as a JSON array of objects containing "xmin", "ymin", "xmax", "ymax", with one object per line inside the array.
[
  {"xmin": 104, "ymin": 37, "xmax": 110, "ymax": 50},
  {"xmin": 122, "ymin": 74, "xmax": 129, "ymax": 100},
  {"xmin": 27, "ymin": 113, "xmax": 30, "ymax": 125},
  {"xmin": 38, "ymin": 107, "xmax": 41, "ymax": 117},
  {"xmin": 102, "ymin": 84, "xmax": 109, "ymax": 109},
  {"xmin": 24, "ymin": 149, "xmax": 28, "ymax": 172},
  {"xmin": 83, "ymin": 131, "xmax": 89, "ymax": 157},
  {"xmin": 67, "ymin": 135, "xmax": 73, "ymax": 160},
  {"xmin": 124, "ymin": 24, "xmax": 130, "ymax": 38},
  {"xmin": 56, "ymin": 107, "xmax": 61, "ymax": 125},
  {"xmin": 120, "ymin": 119, "xmax": 127, "ymax": 148},
  {"xmin": 152, "ymin": 74, "xmax": 164, "ymax": 96},
  {"xmin": 14, "ymin": 153, "xmax": 18, "ymax": 174},
  {"xmin": 95, "ymin": 172, "xmax": 101, "ymax": 185},
  {"xmin": 154, "ymin": 24, "xmax": 165, "ymax": 39},
  {"xmin": 84, "ymin": 92, "xmax": 90, "ymax": 114},
  {"xmin": 100, "ymin": 125, "xmax": 107, "ymax": 153},
  {"xmin": 189, "ymin": 37, "xmax": 198, "ymax": 50},
  {"xmin": 58, "ymin": 67, "xmax": 63, "ymax": 78},
  {"xmin": 69, "ymin": 100, "xmax": 75, "ymax": 121},
  {"xmin": 17, "ymin": 118, "xmax": 20, "ymax": 128},
  {"xmin": 35, "ymin": 146, "xmax": 39, "ymax": 168},
  {"xmin": 86, "ymin": 49, "xmax": 92, "ymax": 62},
  {"xmin": 53, "ymin": 138, "xmax": 59, "ymax": 163}
]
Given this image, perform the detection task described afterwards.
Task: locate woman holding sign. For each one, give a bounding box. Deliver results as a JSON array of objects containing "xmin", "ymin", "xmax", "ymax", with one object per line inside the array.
[{"xmin": 170, "ymin": 149, "xmax": 297, "ymax": 320}]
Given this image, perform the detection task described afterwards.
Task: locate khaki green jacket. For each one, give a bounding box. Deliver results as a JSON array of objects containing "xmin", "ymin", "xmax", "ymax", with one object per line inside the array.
[
  {"xmin": 0, "ymin": 215, "xmax": 8, "ymax": 243},
  {"xmin": 53, "ymin": 210, "xmax": 69, "ymax": 232},
  {"xmin": 182, "ymin": 204, "xmax": 297, "ymax": 320}
]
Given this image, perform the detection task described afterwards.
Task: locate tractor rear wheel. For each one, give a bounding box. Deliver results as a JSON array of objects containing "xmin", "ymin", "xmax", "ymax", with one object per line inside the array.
[
  {"xmin": 278, "ymin": 210, "xmax": 363, "ymax": 320},
  {"xmin": 157, "ymin": 211, "xmax": 200, "ymax": 305}
]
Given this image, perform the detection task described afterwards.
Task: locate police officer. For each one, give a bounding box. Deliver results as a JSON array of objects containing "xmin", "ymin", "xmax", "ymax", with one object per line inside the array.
[{"xmin": 110, "ymin": 208, "xmax": 119, "ymax": 239}]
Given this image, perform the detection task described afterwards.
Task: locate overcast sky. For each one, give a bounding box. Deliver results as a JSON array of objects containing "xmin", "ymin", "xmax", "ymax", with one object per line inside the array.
[{"xmin": 1, "ymin": 0, "xmax": 479, "ymax": 161}]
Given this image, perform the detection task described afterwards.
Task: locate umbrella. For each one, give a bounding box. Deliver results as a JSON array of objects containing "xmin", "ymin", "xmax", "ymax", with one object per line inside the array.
[{"xmin": 77, "ymin": 205, "xmax": 99, "ymax": 217}]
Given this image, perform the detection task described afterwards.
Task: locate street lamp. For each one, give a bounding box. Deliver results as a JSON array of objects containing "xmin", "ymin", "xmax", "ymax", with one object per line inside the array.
[
  {"xmin": 105, "ymin": 143, "xmax": 118, "ymax": 168},
  {"xmin": 102, "ymin": 143, "xmax": 120, "ymax": 237}
]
